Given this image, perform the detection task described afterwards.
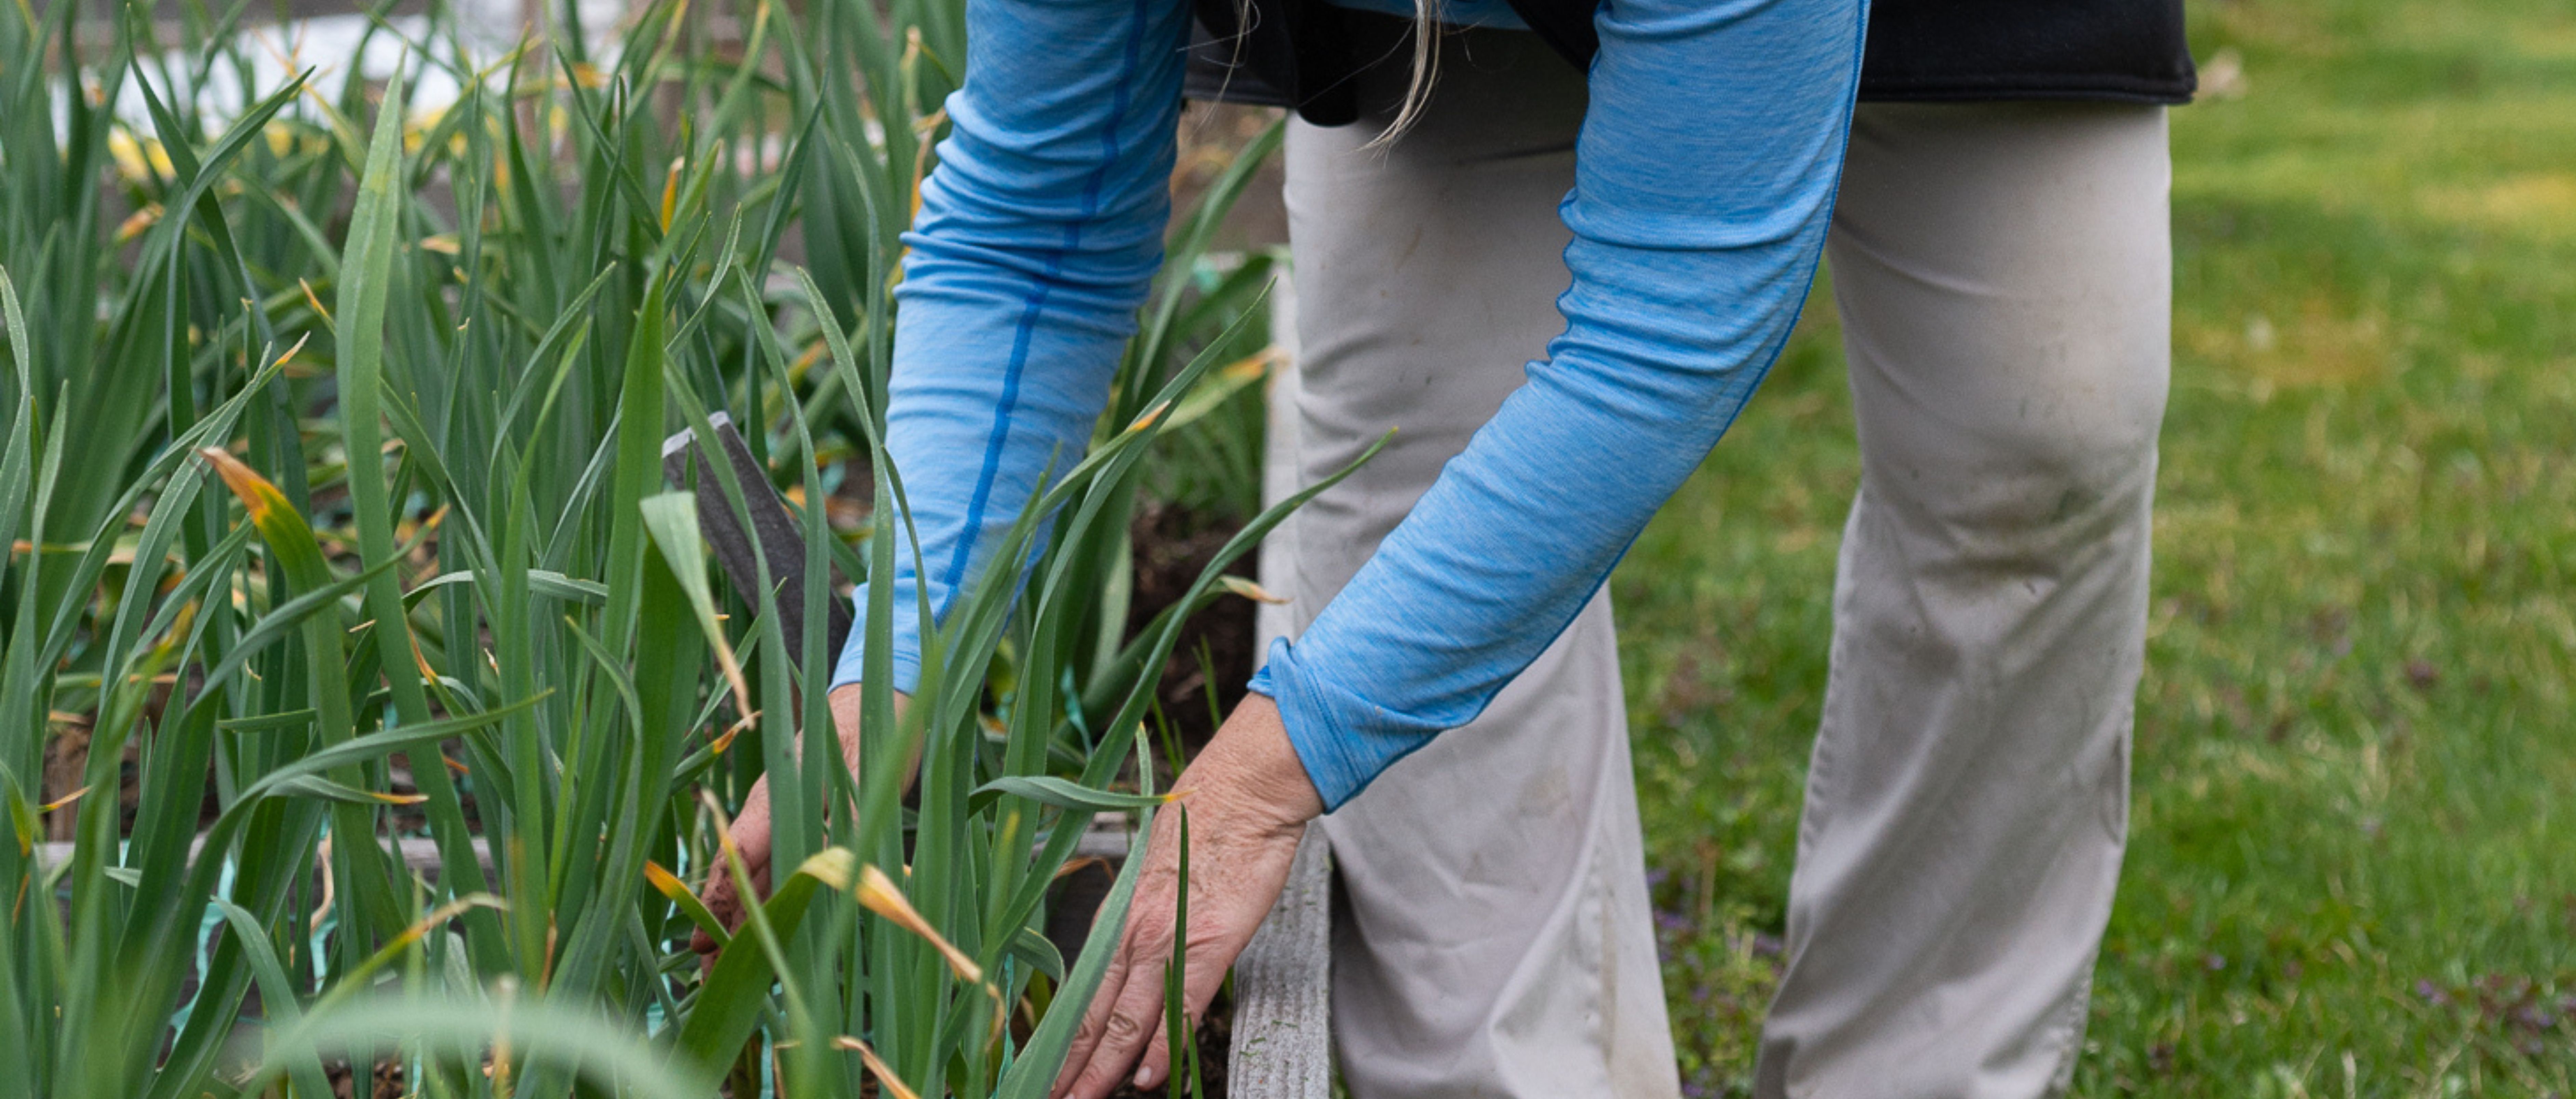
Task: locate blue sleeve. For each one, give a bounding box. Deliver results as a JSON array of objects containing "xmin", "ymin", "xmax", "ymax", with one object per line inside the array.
[
  {"xmin": 1249, "ymin": 0, "xmax": 1869, "ymax": 809},
  {"xmin": 830, "ymin": 0, "xmax": 1192, "ymax": 694}
]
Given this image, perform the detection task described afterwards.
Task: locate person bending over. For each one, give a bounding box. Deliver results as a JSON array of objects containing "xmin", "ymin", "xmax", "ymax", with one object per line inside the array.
[{"xmin": 707, "ymin": 0, "xmax": 2187, "ymax": 1096}]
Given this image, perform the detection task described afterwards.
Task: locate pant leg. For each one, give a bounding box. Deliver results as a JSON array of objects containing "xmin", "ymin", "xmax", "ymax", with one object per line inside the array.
[
  {"xmin": 1753, "ymin": 101, "xmax": 2173, "ymax": 1099},
  {"xmin": 1270, "ymin": 29, "xmax": 1683, "ymax": 1099}
]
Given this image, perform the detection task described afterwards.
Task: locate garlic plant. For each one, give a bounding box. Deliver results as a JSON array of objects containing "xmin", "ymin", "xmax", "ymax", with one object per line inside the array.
[{"xmin": 0, "ymin": 0, "xmax": 1317, "ymax": 1093}]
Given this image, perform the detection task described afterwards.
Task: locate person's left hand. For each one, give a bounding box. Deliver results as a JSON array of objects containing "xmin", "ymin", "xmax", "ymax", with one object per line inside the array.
[{"xmin": 1051, "ymin": 694, "xmax": 1324, "ymax": 1099}]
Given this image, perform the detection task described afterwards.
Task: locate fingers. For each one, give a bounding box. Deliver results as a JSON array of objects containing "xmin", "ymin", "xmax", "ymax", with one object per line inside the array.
[
  {"xmin": 1056, "ymin": 835, "xmax": 1181, "ymax": 1099},
  {"xmin": 698, "ymin": 852, "xmax": 775, "ymax": 933},
  {"xmin": 1053, "ymin": 717, "xmax": 1318, "ymax": 1099},
  {"xmin": 694, "ymin": 783, "xmax": 778, "ymax": 961},
  {"xmin": 1058, "ymin": 907, "xmax": 1243, "ymax": 1097},
  {"xmin": 1129, "ymin": 935, "xmax": 1237, "ymax": 1093},
  {"xmin": 696, "ymin": 685, "xmax": 893, "ymax": 962},
  {"xmin": 1056, "ymin": 812, "xmax": 1166, "ymax": 1097},
  {"xmin": 699, "ymin": 844, "xmax": 769, "ymax": 928},
  {"xmin": 1055, "ymin": 943, "xmax": 1126, "ymax": 1092},
  {"xmin": 1058, "ymin": 929, "xmax": 1173, "ymax": 1099},
  {"xmin": 1055, "ymin": 880, "xmax": 1158, "ymax": 1099},
  {"xmin": 1097, "ymin": 942, "xmax": 1174, "ymax": 1092},
  {"xmin": 694, "ymin": 874, "xmax": 735, "ymax": 959},
  {"xmin": 1129, "ymin": 990, "xmax": 1175, "ymax": 1095},
  {"xmin": 699, "ymin": 870, "xmax": 738, "ymax": 932}
]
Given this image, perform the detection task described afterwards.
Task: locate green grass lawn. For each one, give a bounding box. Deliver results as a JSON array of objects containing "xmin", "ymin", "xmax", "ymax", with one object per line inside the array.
[{"xmin": 1616, "ymin": 1, "xmax": 2576, "ymax": 1094}]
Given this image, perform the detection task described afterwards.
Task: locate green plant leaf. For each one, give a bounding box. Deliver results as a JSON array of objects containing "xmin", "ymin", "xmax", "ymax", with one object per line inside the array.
[
  {"xmin": 243, "ymin": 996, "xmax": 697, "ymax": 1099},
  {"xmin": 644, "ymin": 860, "xmax": 728, "ymax": 951},
  {"xmin": 994, "ymin": 823, "xmax": 1152, "ymax": 1099},
  {"xmin": 639, "ymin": 491, "xmax": 752, "ymax": 725},
  {"xmin": 207, "ymin": 899, "xmax": 335, "ymax": 1099},
  {"xmin": 672, "ymin": 846, "xmax": 856, "ymax": 1086},
  {"xmin": 969, "ymin": 775, "xmax": 1173, "ymax": 816},
  {"xmin": 1006, "ymin": 926, "xmax": 1066, "ymax": 984}
]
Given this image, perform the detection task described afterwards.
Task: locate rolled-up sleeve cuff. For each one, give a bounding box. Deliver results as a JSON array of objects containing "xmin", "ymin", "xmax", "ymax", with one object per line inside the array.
[
  {"xmin": 1248, "ymin": 636, "xmax": 1428, "ymax": 812},
  {"xmin": 829, "ymin": 650, "xmax": 924, "ymax": 696},
  {"xmin": 829, "ymin": 585, "xmax": 927, "ymax": 695}
]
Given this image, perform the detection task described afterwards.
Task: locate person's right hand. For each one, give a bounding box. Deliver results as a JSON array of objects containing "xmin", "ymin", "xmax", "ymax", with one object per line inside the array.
[
  {"xmin": 694, "ymin": 684, "xmax": 896, "ymax": 958},
  {"xmin": 1051, "ymin": 694, "xmax": 1323, "ymax": 1099}
]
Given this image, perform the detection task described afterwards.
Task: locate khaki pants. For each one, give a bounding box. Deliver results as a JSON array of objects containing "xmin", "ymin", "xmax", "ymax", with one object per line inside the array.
[{"xmin": 1257, "ymin": 28, "xmax": 2171, "ymax": 1099}]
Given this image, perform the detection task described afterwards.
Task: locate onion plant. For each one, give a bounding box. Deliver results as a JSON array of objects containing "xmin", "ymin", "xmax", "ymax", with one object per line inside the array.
[{"xmin": 0, "ymin": 0, "xmax": 1324, "ymax": 1094}]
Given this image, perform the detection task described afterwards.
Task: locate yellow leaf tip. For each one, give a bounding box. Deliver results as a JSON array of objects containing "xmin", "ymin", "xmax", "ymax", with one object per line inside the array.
[{"xmin": 1219, "ymin": 575, "xmax": 1288, "ymax": 605}]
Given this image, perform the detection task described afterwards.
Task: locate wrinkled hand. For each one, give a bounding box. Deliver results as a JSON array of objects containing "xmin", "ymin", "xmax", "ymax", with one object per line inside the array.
[
  {"xmin": 1052, "ymin": 695, "xmax": 1324, "ymax": 1099},
  {"xmin": 695, "ymin": 684, "xmax": 896, "ymax": 958}
]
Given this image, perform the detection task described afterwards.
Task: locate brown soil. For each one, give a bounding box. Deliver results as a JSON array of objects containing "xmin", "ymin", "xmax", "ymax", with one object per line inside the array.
[
  {"xmin": 1124, "ymin": 500, "xmax": 1257, "ymax": 751},
  {"xmin": 1109, "ymin": 985, "xmax": 1234, "ymax": 1099},
  {"xmin": 321, "ymin": 1057, "xmax": 406, "ymax": 1099}
]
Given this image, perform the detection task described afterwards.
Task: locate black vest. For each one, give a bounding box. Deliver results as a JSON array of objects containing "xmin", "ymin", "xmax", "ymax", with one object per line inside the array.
[{"xmin": 1185, "ymin": 0, "xmax": 2196, "ymax": 127}]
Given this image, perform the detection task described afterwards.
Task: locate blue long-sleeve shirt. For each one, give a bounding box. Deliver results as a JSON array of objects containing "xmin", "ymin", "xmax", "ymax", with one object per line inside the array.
[{"xmin": 832, "ymin": 0, "xmax": 1867, "ymax": 810}]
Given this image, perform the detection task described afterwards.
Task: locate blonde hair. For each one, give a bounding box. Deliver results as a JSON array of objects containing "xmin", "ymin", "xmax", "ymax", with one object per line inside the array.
[
  {"xmin": 1366, "ymin": 0, "xmax": 1443, "ymax": 149},
  {"xmin": 1220, "ymin": 0, "xmax": 1440, "ymax": 150}
]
